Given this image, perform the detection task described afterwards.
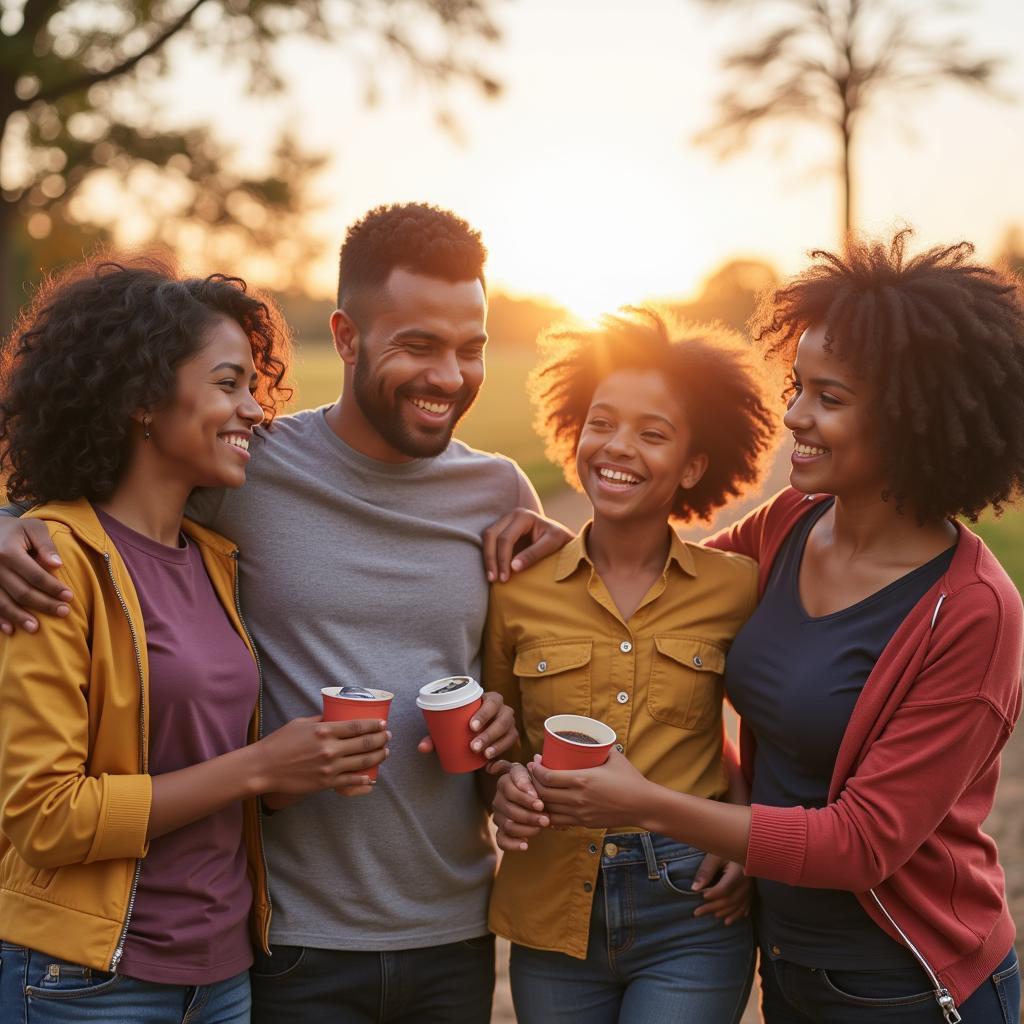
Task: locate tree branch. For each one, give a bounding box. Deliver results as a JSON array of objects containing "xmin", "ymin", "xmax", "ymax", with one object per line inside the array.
[{"xmin": 23, "ymin": 0, "xmax": 212, "ymax": 109}]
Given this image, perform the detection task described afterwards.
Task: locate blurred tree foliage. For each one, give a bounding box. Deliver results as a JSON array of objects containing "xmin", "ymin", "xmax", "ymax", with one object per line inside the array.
[
  {"xmin": 998, "ymin": 227, "xmax": 1024, "ymax": 279},
  {"xmin": 695, "ymin": 0, "xmax": 1006, "ymax": 238},
  {"xmin": 0, "ymin": 0, "xmax": 502, "ymax": 330}
]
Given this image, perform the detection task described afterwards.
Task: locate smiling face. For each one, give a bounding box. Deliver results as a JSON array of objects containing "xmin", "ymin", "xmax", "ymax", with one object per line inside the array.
[
  {"xmin": 784, "ymin": 323, "xmax": 886, "ymax": 501},
  {"xmin": 342, "ymin": 268, "xmax": 487, "ymax": 460},
  {"xmin": 575, "ymin": 367, "xmax": 707, "ymax": 525},
  {"xmin": 146, "ymin": 316, "xmax": 265, "ymax": 489}
]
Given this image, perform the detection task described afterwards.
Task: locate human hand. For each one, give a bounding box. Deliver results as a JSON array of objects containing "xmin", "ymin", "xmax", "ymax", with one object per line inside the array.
[
  {"xmin": 492, "ymin": 763, "xmax": 549, "ymax": 852},
  {"xmin": 691, "ymin": 853, "xmax": 751, "ymax": 925},
  {"xmin": 254, "ymin": 716, "xmax": 389, "ymax": 796},
  {"xmin": 527, "ymin": 749, "xmax": 650, "ymax": 829},
  {"xmin": 416, "ymin": 690, "xmax": 517, "ymax": 763},
  {"xmin": 0, "ymin": 517, "xmax": 72, "ymax": 634},
  {"xmin": 481, "ymin": 508, "xmax": 574, "ymax": 583}
]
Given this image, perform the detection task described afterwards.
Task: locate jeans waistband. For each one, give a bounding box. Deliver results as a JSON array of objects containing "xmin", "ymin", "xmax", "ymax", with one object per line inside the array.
[{"xmin": 598, "ymin": 831, "xmax": 703, "ymax": 876}]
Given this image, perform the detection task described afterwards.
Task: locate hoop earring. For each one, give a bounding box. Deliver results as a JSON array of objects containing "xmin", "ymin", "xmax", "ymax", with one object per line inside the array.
[{"xmin": 143, "ymin": 414, "xmax": 152, "ymax": 441}]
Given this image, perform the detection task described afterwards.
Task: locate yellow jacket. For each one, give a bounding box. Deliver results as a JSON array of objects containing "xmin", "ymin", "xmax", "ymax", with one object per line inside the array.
[{"xmin": 0, "ymin": 499, "xmax": 271, "ymax": 970}]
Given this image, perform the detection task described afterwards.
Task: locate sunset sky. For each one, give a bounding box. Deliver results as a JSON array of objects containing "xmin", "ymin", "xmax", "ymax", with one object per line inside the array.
[{"xmin": 105, "ymin": 0, "xmax": 1024, "ymax": 317}]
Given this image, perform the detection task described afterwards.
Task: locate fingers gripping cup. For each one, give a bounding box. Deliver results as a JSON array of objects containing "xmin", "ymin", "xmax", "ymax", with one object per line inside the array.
[
  {"xmin": 321, "ymin": 686, "xmax": 394, "ymax": 781},
  {"xmin": 542, "ymin": 714, "xmax": 616, "ymax": 769},
  {"xmin": 416, "ymin": 676, "xmax": 488, "ymax": 774}
]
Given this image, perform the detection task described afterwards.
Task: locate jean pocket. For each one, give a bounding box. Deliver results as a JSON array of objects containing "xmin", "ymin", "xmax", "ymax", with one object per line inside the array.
[
  {"xmin": 656, "ymin": 851, "xmax": 705, "ymax": 898},
  {"xmin": 819, "ymin": 967, "xmax": 934, "ymax": 1007},
  {"xmin": 24, "ymin": 950, "xmax": 122, "ymax": 1001},
  {"xmin": 251, "ymin": 944, "xmax": 307, "ymax": 981},
  {"xmin": 992, "ymin": 953, "xmax": 1020, "ymax": 1024}
]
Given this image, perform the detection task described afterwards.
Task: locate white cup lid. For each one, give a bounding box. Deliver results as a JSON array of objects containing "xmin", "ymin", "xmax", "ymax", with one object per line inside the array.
[{"xmin": 416, "ymin": 675, "xmax": 483, "ymax": 710}]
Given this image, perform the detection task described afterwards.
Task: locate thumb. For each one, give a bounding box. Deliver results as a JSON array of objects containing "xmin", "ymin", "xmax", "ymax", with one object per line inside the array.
[{"xmin": 691, "ymin": 851, "xmax": 723, "ymax": 891}]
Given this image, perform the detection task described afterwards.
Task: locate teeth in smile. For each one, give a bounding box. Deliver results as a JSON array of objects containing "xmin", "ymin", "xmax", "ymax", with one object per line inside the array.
[
  {"xmin": 794, "ymin": 442, "xmax": 829, "ymax": 456},
  {"xmin": 410, "ymin": 398, "xmax": 452, "ymax": 415},
  {"xmin": 222, "ymin": 436, "xmax": 250, "ymax": 451},
  {"xmin": 599, "ymin": 468, "xmax": 641, "ymax": 485}
]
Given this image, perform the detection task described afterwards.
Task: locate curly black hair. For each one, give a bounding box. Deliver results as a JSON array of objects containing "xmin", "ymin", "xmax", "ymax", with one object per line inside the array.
[
  {"xmin": 336, "ymin": 202, "xmax": 487, "ymax": 322},
  {"xmin": 529, "ymin": 308, "xmax": 778, "ymax": 522},
  {"xmin": 750, "ymin": 230, "xmax": 1024, "ymax": 522},
  {"xmin": 0, "ymin": 252, "xmax": 293, "ymax": 506}
]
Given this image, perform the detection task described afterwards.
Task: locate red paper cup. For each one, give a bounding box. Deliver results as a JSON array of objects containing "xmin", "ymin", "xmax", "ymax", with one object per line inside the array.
[
  {"xmin": 542, "ymin": 714, "xmax": 616, "ymax": 769},
  {"xmin": 321, "ymin": 686, "xmax": 393, "ymax": 781},
  {"xmin": 416, "ymin": 676, "xmax": 488, "ymax": 774}
]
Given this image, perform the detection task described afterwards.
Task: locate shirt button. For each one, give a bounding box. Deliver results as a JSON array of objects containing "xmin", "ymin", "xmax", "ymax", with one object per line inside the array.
[
  {"xmin": 693, "ymin": 655, "xmax": 703, "ymax": 667},
  {"xmin": 604, "ymin": 842, "xmax": 619, "ymax": 857},
  {"xmin": 619, "ymin": 640, "xmax": 632, "ymax": 653},
  {"xmin": 771, "ymin": 945, "xmax": 781, "ymax": 956},
  {"xmin": 614, "ymin": 743, "xmax": 624, "ymax": 753},
  {"xmin": 588, "ymin": 843, "xmax": 597, "ymax": 854},
  {"xmin": 616, "ymin": 691, "xmax": 629, "ymax": 704},
  {"xmin": 583, "ymin": 882, "xmax": 593, "ymax": 892},
  {"xmin": 537, "ymin": 660, "xmax": 547, "ymax": 672}
]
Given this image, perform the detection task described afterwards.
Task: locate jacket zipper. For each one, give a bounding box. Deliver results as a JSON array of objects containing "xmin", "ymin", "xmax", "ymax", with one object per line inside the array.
[
  {"xmin": 103, "ymin": 552, "xmax": 146, "ymax": 971},
  {"xmin": 864, "ymin": 591, "xmax": 961, "ymax": 1024},
  {"xmin": 867, "ymin": 889, "xmax": 961, "ymax": 1023},
  {"xmin": 231, "ymin": 549, "xmax": 273, "ymax": 950}
]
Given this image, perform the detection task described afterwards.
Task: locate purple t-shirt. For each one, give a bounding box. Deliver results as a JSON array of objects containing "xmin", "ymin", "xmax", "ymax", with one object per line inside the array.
[{"xmin": 96, "ymin": 509, "xmax": 259, "ymax": 985}]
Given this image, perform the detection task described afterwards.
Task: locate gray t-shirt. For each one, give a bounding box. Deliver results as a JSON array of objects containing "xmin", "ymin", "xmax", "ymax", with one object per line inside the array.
[{"xmin": 186, "ymin": 406, "xmax": 539, "ymax": 951}]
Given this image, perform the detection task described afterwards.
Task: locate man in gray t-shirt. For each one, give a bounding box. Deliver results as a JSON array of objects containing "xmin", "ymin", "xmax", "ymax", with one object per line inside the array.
[
  {"xmin": 215, "ymin": 203, "xmax": 538, "ymax": 1022},
  {"xmin": 0, "ymin": 203, "xmax": 537, "ymax": 1023}
]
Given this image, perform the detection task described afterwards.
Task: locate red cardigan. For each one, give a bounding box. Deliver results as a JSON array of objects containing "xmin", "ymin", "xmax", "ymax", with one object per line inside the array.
[{"xmin": 706, "ymin": 488, "xmax": 1023, "ymax": 1008}]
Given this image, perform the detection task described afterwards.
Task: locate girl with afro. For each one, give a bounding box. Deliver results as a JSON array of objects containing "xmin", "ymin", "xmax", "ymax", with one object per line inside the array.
[{"xmin": 484, "ymin": 307, "xmax": 777, "ymax": 1022}]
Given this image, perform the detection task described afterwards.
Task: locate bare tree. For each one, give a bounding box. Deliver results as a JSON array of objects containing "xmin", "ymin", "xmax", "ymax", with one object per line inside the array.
[
  {"xmin": 0, "ymin": 0, "xmax": 502, "ymax": 328},
  {"xmin": 694, "ymin": 0, "xmax": 1005, "ymax": 236}
]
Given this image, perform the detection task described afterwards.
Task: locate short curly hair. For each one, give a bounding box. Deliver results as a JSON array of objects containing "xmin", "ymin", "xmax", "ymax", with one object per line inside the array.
[
  {"xmin": 529, "ymin": 308, "xmax": 778, "ymax": 522},
  {"xmin": 336, "ymin": 202, "xmax": 487, "ymax": 322},
  {"xmin": 0, "ymin": 252, "xmax": 293, "ymax": 506},
  {"xmin": 750, "ymin": 231, "xmax": 1024, "ymax": 522}
]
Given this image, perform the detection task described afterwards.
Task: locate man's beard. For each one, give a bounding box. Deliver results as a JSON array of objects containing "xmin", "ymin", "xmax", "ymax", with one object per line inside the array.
[{"xmin": 353, "ymin": 350, "xmax": 478, "ymax": 459}]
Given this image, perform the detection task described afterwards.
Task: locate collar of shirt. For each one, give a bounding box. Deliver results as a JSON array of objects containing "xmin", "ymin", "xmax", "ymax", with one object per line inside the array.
[{"xmin": 553, "ymin": 522, "xmax": 699, "ymax": 584}]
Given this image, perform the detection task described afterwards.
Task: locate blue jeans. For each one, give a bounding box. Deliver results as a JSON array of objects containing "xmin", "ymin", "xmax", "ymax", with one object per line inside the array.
[
  {"xmin": 509, "ymin": 832, "xmax": 755, "ymax": 1024},
  {"xmin": 0, "ymin": 942, "xmax": 250, "ymax": 1024},
  {"xmin": 760, "ymin": 944, "xmax": 1020, "ymax": 1023},
  {"xmin": 250, "ymin": 934, "xmax": 495, "ymax": 1024}
]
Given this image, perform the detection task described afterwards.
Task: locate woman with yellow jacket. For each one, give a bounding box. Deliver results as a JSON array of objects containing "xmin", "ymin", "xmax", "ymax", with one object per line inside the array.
[{"xmin": 0, "ymin": 256, "xmax": 389, "ymax": 1024}]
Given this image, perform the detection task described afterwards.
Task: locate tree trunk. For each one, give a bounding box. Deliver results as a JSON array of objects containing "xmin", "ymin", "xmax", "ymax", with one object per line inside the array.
[
  {"xmin": 0, "ymin": 195, "xmax": 17, "ymax": 339},
  {"xmin": 841, "ymin": 122, "xmax": 853, "ymax": 240}
]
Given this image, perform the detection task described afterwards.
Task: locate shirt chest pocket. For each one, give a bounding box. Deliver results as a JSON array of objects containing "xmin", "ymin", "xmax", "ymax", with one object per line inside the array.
[
  {"xmin": 647, "ymin": 636, "xmax": 726, "ymax": 732},
  {"xmin": 513, "ymin": 640, "xmax": 594, "ymax": 746}
]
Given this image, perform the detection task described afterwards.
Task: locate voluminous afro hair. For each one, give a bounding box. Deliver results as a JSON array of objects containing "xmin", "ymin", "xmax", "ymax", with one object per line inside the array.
[
  {"xmin": 0, "ymin": 252, "xmax": 293, "ymax": 506},
  {"xmin": 337, "ymin": 202, "xmax": 487, "ymax": 315},
  {"xmin": 751, "ymin": 230, "xmax": 1024, "ymax": 522},
  {"xmin": 529, "ymin": 307, "xmax": 778, "ymax": 523}
]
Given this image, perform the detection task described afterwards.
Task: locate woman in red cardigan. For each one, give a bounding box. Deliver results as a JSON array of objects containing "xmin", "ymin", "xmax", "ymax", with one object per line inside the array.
[{"xmin": 490, "ymin": 233, "xmax": 1024, "ymax": 1023}]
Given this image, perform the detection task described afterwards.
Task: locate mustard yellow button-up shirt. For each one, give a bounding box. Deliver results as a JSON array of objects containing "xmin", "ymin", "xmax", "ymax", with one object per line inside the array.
[{"xmin": 484, "ymin": 524, "xmax": 758, "ymax": 958}]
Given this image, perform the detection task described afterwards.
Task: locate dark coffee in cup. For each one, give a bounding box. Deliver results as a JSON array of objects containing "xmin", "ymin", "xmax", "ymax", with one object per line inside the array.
[{"xmin": 554, "ymin": 729, "xmax": 600, "ymax": 745}]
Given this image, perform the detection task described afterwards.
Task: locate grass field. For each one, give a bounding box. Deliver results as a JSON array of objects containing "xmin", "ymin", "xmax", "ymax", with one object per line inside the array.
[
  {"xmin": 289, "ymin": 343, "xmax": 1024, "ymax": 595},
  {"xmin": 288, "ymin": 344, "xmax": 564, "ymax": 495}
]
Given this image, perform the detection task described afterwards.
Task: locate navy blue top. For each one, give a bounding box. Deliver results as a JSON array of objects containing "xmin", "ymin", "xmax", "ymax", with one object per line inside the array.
[{"xmin": 725, "ymin": 498, "xmax": 955, "ymax": 969}]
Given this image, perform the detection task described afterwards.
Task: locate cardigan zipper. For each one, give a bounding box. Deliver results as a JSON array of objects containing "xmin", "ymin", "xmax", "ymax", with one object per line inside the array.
[
  {"xmin": 864, "ymin": 592, "xmax": 960, "ymax": 1023},
  {"xmin": 867, "ymin": 889, "xmax": 961, "ymax": 1022},
  {"xmin": 103, "ymin": 552, "xmax": 146, "ymax": 971},
  {"xmin": 231, "ymin": 549, "xmax": 273, "ymax": 951}
]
